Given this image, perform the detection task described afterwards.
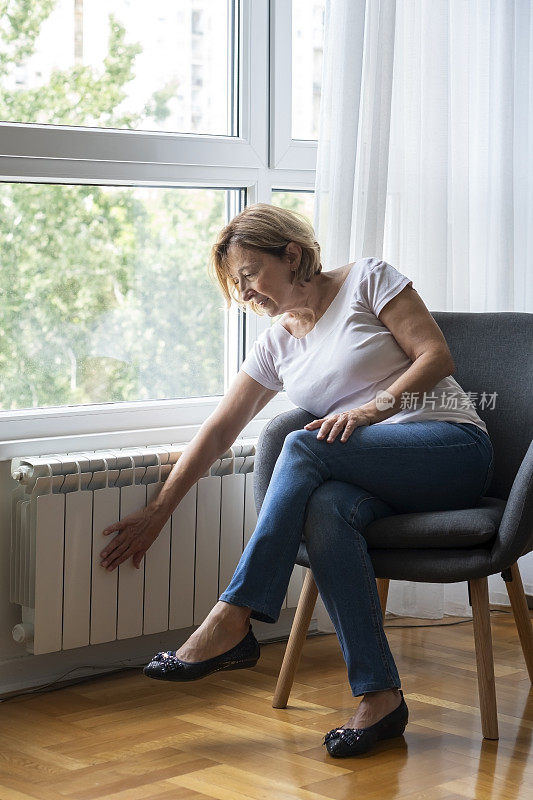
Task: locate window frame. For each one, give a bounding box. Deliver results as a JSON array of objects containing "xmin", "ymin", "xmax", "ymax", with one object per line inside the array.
[
  {"xmin": 0, "ymin": 0, "xmax": 318, "ymax": 457},
  {"xmin": 269, "ymin": 0, "xmax": 320, "ymax": 170}
]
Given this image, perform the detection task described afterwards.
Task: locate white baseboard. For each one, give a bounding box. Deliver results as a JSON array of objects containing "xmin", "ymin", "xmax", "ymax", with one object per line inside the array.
[{"xmin": 0, "ymin": 608, "xmax": 317, "ymax": 700}]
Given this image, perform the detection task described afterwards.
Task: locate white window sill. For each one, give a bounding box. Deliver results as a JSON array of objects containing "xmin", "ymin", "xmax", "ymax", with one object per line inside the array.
[{"xmin": 0, "ymin": 394, "xmax": 296, "ymax": 460}]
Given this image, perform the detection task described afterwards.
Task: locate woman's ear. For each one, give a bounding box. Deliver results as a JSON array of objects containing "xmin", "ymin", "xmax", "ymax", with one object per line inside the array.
[{"xmin": 285, "ymin": 241, "xmax": 302, "ymax": 266}]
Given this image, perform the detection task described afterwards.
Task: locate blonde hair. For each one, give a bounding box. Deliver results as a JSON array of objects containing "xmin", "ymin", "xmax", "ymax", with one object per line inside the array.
[{"xmin": 208, "ymin": 203, "xmax": 322, "ymax": 315}]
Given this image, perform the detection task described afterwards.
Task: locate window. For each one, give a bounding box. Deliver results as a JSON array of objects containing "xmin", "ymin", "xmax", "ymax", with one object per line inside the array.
[
  {"xmin": 1, "ymin": 0, "xmax": 233, "ymax": 136},
  {"xmin": 192, "ymin": 64, "xmax": 204, "ymax": 89},
  {"xmin": 291, "ymin": 0, "xmax": 326, "ymax": 140},
  {"xmin": 0, "ymin": 0, "xmax": 325, "ymax": 451},
  {"xmin": 192, "ymin": 10, "xmax": 204, "ymax": 36},
  {"xmin": 270, "ymin": 0, "xmax": 326, "ymax": 169},
  {"xmin": 0, "ymin": 184, "xmax": 232, "ymax": 410},
  {"xmin": 272, "ymin": 189, "xmax": 315, "ymax": 224}
]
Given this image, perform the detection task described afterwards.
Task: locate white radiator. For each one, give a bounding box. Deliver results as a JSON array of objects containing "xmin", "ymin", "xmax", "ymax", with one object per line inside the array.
[{"xmin": 10, "ymin": 441, "xmax": 305, "ymax": 655}]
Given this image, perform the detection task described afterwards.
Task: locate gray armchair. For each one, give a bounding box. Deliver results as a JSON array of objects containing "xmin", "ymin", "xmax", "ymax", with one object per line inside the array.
[{"xmin": 253, "ymin": 312, "xmax": 533, "ymax": 740}]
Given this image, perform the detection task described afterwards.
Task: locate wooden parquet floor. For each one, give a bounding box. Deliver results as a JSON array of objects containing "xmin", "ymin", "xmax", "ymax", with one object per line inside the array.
[{"xmin": 1, "ymin": 610, "xmax": 532, "ymax": 800}]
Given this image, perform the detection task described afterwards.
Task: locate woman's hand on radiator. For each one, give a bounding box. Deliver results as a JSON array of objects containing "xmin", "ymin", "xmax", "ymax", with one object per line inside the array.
[{"xmin": 99, "ymin": 505, "xmax": 168, "ymax": 571}]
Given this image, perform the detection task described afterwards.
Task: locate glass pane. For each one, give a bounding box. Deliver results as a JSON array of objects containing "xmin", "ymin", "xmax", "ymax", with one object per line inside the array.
[
  {"xmin": 291, "ymin": 0, "xmax": 326, "ymax": 140},
  {"xmin": 0, "ymin": 0, "xmax": 234, "ymax": 135},
  {"xmin": 272, "ymin": 189, "xmax": 315, "ymax": 226},
  {"xmin": 0, "ymin": 185, "xmax": 232, "ymax": 410}
]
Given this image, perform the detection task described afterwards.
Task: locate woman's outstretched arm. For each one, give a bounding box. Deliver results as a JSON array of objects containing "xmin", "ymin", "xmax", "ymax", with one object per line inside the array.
[{"xmin": 98, "ymin": 372, "xmax": 278, "ymax": 571}]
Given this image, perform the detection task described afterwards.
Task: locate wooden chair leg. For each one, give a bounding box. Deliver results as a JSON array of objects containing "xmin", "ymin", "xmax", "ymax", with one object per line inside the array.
[
  {"xmin": 377, "ymin": 578, "xmax": 390, "ymax": 622},
  {"xmin": 272, "ymin": 568, "xmax": 318, "ymax": 709},
  {"xmin": 470, "ymin": 577, "xmax": 499, "ymax": 739},
  {"xmin": 504, "ymin": 562, "xmax": 533, "ymax": 683}
]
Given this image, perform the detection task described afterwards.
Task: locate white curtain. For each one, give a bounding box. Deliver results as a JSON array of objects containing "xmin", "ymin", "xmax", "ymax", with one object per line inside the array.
[{"xmin": 313, "ymin": 0, "xmax": 533, "ymax": 621}]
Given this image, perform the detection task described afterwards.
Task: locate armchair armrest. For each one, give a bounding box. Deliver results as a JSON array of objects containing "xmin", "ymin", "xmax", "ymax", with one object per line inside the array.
[
  {"xmin": 254, "ymin": 408, "xmax": 314, "ymax": 514},
  {"xmin": 490, "ymin": 440, "xmax": 533, "ymax": 571}
]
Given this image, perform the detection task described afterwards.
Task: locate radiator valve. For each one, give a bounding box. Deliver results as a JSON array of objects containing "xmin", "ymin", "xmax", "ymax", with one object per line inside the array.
[
  {"xmin": 12, "ymin": 623, "xmax": 34, "ymax": 644},
  {"xmin": 11, "ymin": 464, "xmax": 33, "ymax": 483}
]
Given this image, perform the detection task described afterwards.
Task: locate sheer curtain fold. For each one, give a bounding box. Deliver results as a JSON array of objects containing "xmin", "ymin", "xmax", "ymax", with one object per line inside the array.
[{"xmin": 313, "ymin": 0, "xmax": 533, "ymax": 620}]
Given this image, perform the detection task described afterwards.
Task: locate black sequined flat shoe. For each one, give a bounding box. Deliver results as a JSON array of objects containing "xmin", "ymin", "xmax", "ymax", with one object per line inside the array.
[
  {"xmin": 323, "ymin": 690, "xmax": 408, "ymax": 757},
  {"xmin": 143, "ymin": 623, "xmax": 260, "ymax": 682}
]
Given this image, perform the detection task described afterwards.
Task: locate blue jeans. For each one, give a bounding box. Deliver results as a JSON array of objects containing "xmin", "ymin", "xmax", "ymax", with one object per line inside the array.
[{"xmin": 219, "ymin": 420, "xmax": 494, "ymax": 697}]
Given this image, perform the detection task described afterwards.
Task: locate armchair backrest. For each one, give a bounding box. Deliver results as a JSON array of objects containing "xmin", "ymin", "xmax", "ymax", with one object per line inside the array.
[{"xmin": 431, "ymin": 312, "xmax": 533, "ymax": 500}]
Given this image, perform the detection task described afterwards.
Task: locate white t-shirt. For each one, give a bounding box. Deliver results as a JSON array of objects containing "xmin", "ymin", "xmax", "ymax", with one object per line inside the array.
[{"xmin": 240, "ymin": 257, "xmax": 488, "ymax": 434}]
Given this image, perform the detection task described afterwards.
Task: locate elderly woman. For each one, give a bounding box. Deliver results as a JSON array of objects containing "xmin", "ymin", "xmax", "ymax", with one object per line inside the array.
[{"xmin": 99, "ymin": 204, "xmax": 494, "ymax": 758}]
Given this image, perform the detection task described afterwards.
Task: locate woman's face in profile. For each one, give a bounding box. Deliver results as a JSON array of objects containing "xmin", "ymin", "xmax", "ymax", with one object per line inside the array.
[{"xmin": 226, "ymin": 242, "xmax": 303, "ymax": 316}]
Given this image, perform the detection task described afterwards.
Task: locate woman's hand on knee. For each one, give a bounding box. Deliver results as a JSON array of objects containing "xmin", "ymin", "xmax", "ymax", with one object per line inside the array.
[{"xmin": 304, "ymin": 407, "xmax": 373, "ymax": 443}]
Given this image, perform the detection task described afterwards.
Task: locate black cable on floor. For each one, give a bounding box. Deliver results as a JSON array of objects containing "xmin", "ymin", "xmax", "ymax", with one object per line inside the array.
[{"xmin": 0, "ymin": 608, "xmax": 513, "ymax": 704}]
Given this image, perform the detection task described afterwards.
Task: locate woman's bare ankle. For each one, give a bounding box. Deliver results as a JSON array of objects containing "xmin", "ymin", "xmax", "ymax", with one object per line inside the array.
[
  {"xmin": 213, "ymin": 600, "xmax": 251, "ymax": 629},
  {"xmin": 359, "ymin": 688, "xmax": 402, "ymax": 716},
  {"xmin": 363, "ymin": 687, "xmax": 400, "ymax": 699},
  {"xmin": 342, "ymin": 688, "xmax": 401, "ymax": 730}
]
